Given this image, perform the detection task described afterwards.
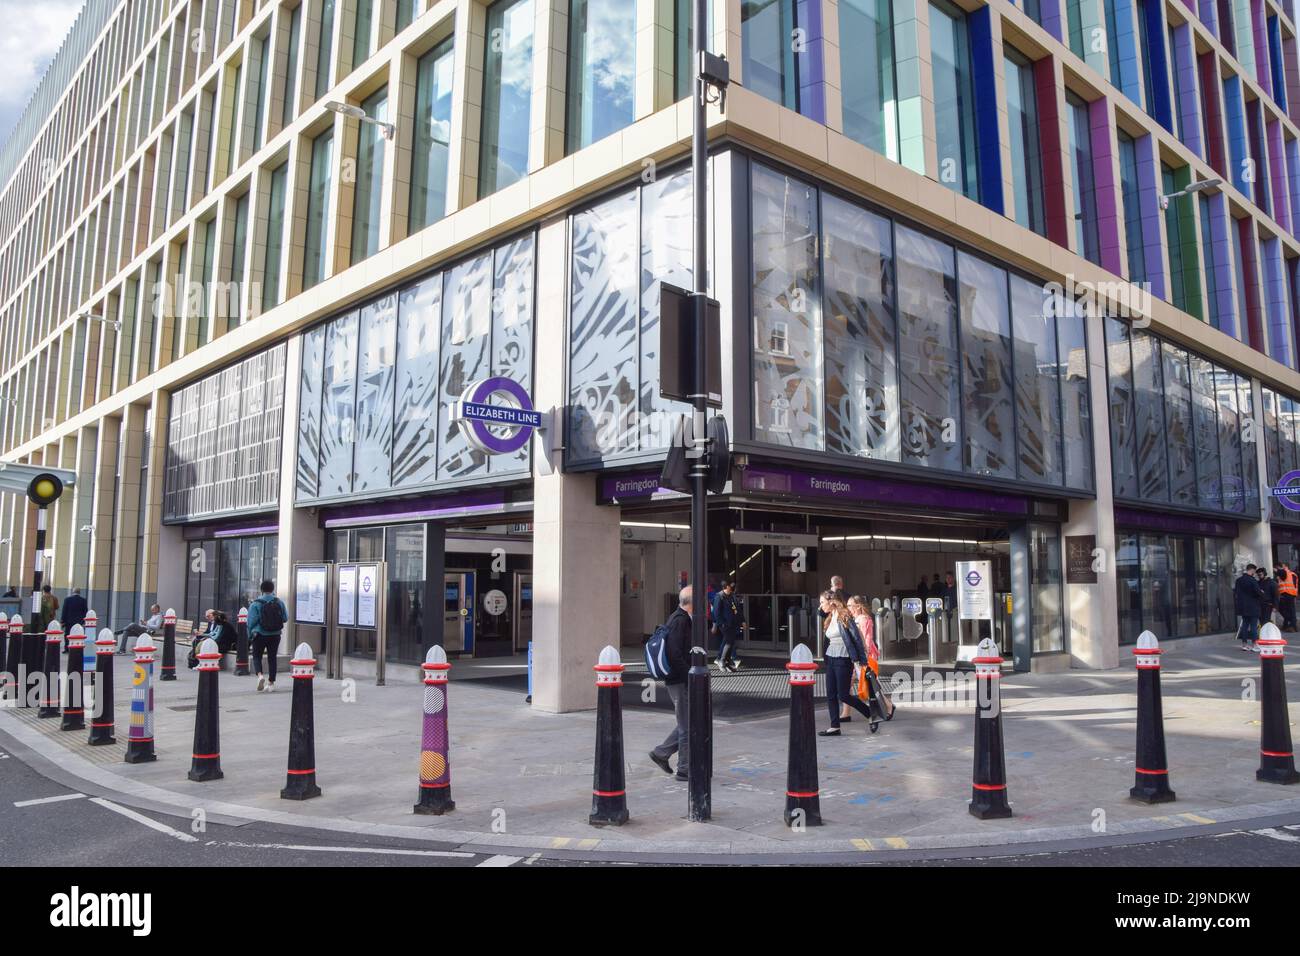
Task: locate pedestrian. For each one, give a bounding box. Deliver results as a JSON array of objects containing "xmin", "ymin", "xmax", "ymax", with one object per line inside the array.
[
  {"xmin": 34, "ymin": 584, "xmax": 59, "ymax": 635},
  {"xmin": 59, "ymin": 587, "xmax": 88, "ymax": 642},
  {"xmin": 189, "ymin": 609, "xmax": 217, "ymax": 669},
  {"xmin": 818, "ymin": 591, "xmax": 877, "ymax": 736},
  {"xmin": 247, "ymin": 579, "xmax": 288, "ymax": 692},
  {"xmin": 119, "ymin": 604, "xmax": 163, "ymax": 653},
  {"xmin": 820, "ymin": 574, "xmax": 847, "ymax": 626},
  {"xmin": 941, "ymin": 570, "xmax": 958, "ymax": 633},
  {"xmin": 648, "ymin": 586, "xmax": 694, "ymax": 780},
  {"xmin": 1279, "ymin": 562, "xmax": 1298, "ymax": 632},
  {"xmin": 1234, "ymin": 563, "xmax": 1264, "ymax": 652},
  {"xmin": 1258, "ymin": 567, "xmax": 1278, "ymax": 629},
  {"xmin": 711, "ymin": 580, "xmax": 745, "ymax": 672},
  {"xmin": 917, "ymin": 577, "xmax": 930, "ymax": 602}
]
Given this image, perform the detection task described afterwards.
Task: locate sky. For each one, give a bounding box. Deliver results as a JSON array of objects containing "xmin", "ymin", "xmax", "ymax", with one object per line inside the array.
[{"xmin": 0, "ymin": 0, "xmax": 86, "ymax": 150}]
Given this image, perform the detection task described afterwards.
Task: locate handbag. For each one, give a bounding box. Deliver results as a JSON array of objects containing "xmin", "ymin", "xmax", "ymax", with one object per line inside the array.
[
  {"xmin": 867, "ymin": 669, "xmax": 895, "ymax": 721},
  {"xmin": 855, "ymin": 664, "xmax": 871, "ymax": 703}
]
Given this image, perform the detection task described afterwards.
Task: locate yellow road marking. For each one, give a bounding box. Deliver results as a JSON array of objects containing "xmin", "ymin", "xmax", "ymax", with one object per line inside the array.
[
  {"xmin": 550, "ymin": 837, "xmax": 571, "ymax": 849},
  {"xmin": 1180, "ymin": 813, "xmax": 1216, "ymax": 825},
  {"xmin": 884, "ymin": 837, "xmax": 909, "ymax": 849},
  {"xmin": 851, "ymin": 838, "xmax": 873, "ymax": 851},
  {"xmin": 577, "ymin": 838, "xmax": 600, "ymax": 850}
]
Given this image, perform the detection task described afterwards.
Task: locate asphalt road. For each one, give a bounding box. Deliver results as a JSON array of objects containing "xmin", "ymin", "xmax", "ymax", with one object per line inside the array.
[{"xmin": 3, "ymin": 739, "xmax": 1298, "ymax": 869}]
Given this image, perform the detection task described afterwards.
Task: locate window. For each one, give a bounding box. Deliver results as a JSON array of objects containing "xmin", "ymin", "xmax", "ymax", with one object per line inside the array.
[
  {"xmin": 770, "ymin": 322, "xmax": 789, "ymax": 355},
  {"xmin": 199, "ymin": 218, "xmax": 216, "ymax": 344},
  {"xmin": 1066, "ymin": 92, "xmax": 1100, "ymax": 264},
  {"xmin": 1200, "ymin": 192, "xmax": 1222, "ymax": 328},
  {"xmin": 1103, "ymin": 0, "xmax": 1122, "ymax": 87},
  {"xmin": 353, "ymin": 0, "xmax": 373, "ymax": 68},
  {"xmin": 839, "ymin": 0, "xmax": 899, "ymax": 161},
  {"xmin": 304, "ymin": 128, "xmax": 334, "ymax": 289},
  {"xmin": 930, "ymin": 0, "xmax": 979, "ymax": 202},
  {"xmin": 252, "ymin": 34, "xmax": 270, "ymax": 151},
  {"xmin": 315, "ymin": 0, "xmax": 336, "ymax": 100},
  {"xmin": 1066, "ymin": 0, "xmax": 1086, "ymax": 60},
  {"xmin": 225, "ymin": 63, "xmax": 243, "ymax": 175},
  {"xmin": 1117, "ymin": 130, "xmax": 1146, "ymax": 283},
  {"xmin": 229, "ymin": 194, "xmax": 249, "ymax": 324},
  {"xmin": 410, "ymin": 38, "xmax": 454, "ymax": 231},
  {"xmin": 743, "ymin": 0, "xmax": 803, "ymax": 111},
  {"xmin": 565, "ymin": 0, "xmax": 636, "ymax": 153},
  {"xmin": 1136, "ymin": 0, "xmax": 1160, "ymax": 117},
  {"xmin": 479, "ymin": 0, "xmax": 534, "ymax": 197},
  {"xmin": 1005, "ymin": 50, "xmax": 1045, "ymax": 235},
  {"xmin": 350, "ymin": 87, "xmax": 388, "ymax": 265},
  {"xmin": 397, "ymin": 0, "xmax": 416, "ymax": 32},
  {"xmin": 263, "ymin": 163, "xmax": 287, "ymax": 311},
  {"xmin": 1163, "ymin": 163, "xmax": 1200, "ymax": 317},
  {"xmin": 282, "ymin": 4, "xmax": 302, "ymax": 127},
  {"xmin": 958, "ymin": 251, "xmax": 1015, "ymax": 478}
]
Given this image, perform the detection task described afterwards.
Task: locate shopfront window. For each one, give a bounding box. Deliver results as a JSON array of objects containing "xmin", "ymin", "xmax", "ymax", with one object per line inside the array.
[
  {"xmin": 1013, "ymin": 276, "xmax": 1062, "ymax": 485},
  {"xmin": 565, "ymin": 0, "xmax": 636, "ymax": 153},
  {"xmin": 184, "ymin": 534, "xmax": 279, "ymax": 622},
  {"xmin": 1116, "ymin": 530, "xmax": 1236, "ymax": 641},
  {"xmin": 1029, "ymin": 523, "xmax": 1064, "ymax": 653},
  {"xmin": 325, "ymin": 524, "xmax": 426, "ymax": 664},
  {"xmin": 1264, "ymin": 387, "xmax": 1300, "ymax": 524},
  {"xmin": 959, "ymin": 252, "xmax": 1015, "ymax": 478}
]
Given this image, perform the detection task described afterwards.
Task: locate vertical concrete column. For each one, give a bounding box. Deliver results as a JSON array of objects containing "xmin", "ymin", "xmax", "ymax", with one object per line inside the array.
[
  {"xmin": 111, "ymin": 404, "xmax": 147, "ymax": 628},
  {"xmin": 640, "ymin": 0, "xmax": 673, "ymax": 116},
  {"xmin": 52, "ymin": 435, "xmax": 79, "ymax": 590},
  {"xmin": 529, "ymin": 0, "xmax": 568, "ymax": 171},
  {"xmin": 276, "ymin": 334, "xmax": 325, "ymax": 655},
  {"xmin": 87, "ymin": 416, "xmax": 120, "ymax": 620},
  {"xmin": 531, "ymin": 216, "xmax": 621, "ymax": 713},
  {"xmin": 1063, "ymin": 308, "xmax": 1120, "ymax": 670},
  {"xmin": 451, "ymin": 0, "xmax": 484, "ymax": 211},
  {"xmin": 137, "ymin": 393, "xmax": 172, "ymax": 610},
  {"xmin": 388, "ymin": 39, "xmax": 414, "ymax": 243},
  {"xmin": 895, "ymin": 0, "xmax": 928, "ymax": 177},
  {"xmin": 820, "ymin": 0, "xmax": 843, "ymax": 133}
]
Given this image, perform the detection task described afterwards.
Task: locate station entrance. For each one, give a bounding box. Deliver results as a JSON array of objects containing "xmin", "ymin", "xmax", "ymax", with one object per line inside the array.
[{"xmin": 617, "ymin": 503, "xmax": 1038, "ymax": 668}]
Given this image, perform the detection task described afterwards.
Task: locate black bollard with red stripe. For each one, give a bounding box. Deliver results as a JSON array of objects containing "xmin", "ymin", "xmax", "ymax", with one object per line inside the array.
[
  {"xmin": 21, "ymin": 620, "xmax": 43, "ymax": 706},
  {"xmin": 281, "ymin": 643, "xmax": 322, "ymax": 800},
  {"xmin": 4, "ymin": 615, "xmax": 21, "ymax": 703},
  {"xmin": 784, "ymin": 643, "xmax": 822, "ymax": 827},
  {"xmin": 235, "ymin": 607, "xmax": 250, "ymax": 676},
  {"xmin": 1256, "ymin": 623, "xmax": 1300, "ymax": 784},
  {"xmin": 0, "ymin": 612, "xmax": 8, "ymax": 700},
  {"xmin": 1130, "ymin": 630, "xmax": 1176, "ymax": 803},
  {"xmin": 61, "ymin": 625, "xmax": 86, "ymax": 731},
  {"xmin": 87, "ymin": 629, "xmax": 117, "ymax": 745},
  {"xmin": 969, "ymin": 638, "xmax": 1012, "ymax": 819},
  {"xmin": 38, "ymin": 621, "xmax": 62, "ymax": 717},
  {"xmin": 188, "ymin": 638, "xmax": 224, "ymax": 781},
  {"xmin": 589, "ymin": 645, "xmax": 628, "ymax": 826},
  {"xmin": 160, "ymin": 609, "xmax": 177, "ymax": 681}
]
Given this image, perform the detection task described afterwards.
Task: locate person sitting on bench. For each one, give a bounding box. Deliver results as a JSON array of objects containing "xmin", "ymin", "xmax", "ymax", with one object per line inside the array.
[{"xmin": 118, "ymin": 604, "xmax": 163, "ymax": 652}]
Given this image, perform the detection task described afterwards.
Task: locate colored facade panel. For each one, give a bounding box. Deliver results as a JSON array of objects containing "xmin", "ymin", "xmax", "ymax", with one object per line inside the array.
[
  {"xmin": 1263, "ymin": 237, "xmax": 1294, "ymax": 367},
  {"xmin": 1268, "ymin": 118, "xmax": 1290, "ymax": 233},
  {"xmin": 1171, "ymin": 23, "xmax": 1203, "ymax": 157},
  {"xmin": 1134, "ymin": 133, "xmax": 1167, "ymax": 298},
  {"xmin": 1222, "ymin": 74, "xmax": 1249, "ymax": 196},
  {"xmin": 1199, "ymin": 51, "xmax": 1227, "ymax": 176},
  {"xmin": 1090, "ymin": 98, "xmax": 1124, "ymax": 274},
  {"xmin": 1035, "ymin": 57, "xmax": 1071, "ymax": 246},
  {"xmin": 969, "ymin": 6, "xmax": 1004, "ymax": 215}
]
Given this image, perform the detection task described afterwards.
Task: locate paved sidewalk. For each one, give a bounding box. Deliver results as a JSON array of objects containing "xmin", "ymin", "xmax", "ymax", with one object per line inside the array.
[{"xmin": 3, "ymin": 635, "xmax": 1300, "ymax": 858}]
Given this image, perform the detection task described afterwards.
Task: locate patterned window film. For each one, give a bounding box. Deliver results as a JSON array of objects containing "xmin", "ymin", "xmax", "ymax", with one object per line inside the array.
[
  {"xmin": 163, "ymin": 344, "xmax": 286, "ymax": 521},
  {"xmin": 295, "ymin": 232, "xmax": 536, "ymax": 503}
]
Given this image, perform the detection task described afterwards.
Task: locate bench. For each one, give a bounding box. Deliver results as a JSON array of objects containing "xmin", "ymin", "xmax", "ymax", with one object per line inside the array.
[{"xmin": 172, "ymin": 619, "xmax": 197, "ymax": 647}]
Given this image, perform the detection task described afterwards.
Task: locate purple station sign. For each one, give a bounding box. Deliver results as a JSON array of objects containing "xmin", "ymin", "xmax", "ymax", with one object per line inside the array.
[{"xmin": 738, "ymin": 465, "xmax": 1032, "ymax": 516}]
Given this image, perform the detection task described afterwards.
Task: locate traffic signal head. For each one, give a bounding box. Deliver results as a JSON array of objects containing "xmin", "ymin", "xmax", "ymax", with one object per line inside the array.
[{"xmin": 26, "ymin": 473, "xmax": 62, "ymax": 507}]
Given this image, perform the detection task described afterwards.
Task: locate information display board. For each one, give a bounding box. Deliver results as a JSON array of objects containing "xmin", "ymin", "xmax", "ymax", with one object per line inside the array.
[
  {"xmin": 356, "ymin": 563, "xmax": 379, "ymax": 629},
  {"xmin": 956, "ymin": 560, "xmax": 993, "ymax": 621},
  {"xmin": 294, "ymin": 563, "xmax": 329, "ymax": 625},
  {"xmin": 337, "ymin": 564, "xmax": 358, "ymax": 628}
]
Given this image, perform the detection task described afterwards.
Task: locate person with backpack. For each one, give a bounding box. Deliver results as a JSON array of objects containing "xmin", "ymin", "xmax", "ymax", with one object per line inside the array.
[
  {"xmin": 247, "ymin": 580, "xmax": 288, "ymax": 691},
  {"xmin": 647, "ymin": 586, "xmax": 694, "ymax": 781}
]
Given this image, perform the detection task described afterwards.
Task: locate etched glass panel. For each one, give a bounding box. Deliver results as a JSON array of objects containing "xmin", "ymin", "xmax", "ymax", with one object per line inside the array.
[
  {"xmin": 569, "ymin": 192, "xmax": 639, "ymax": 463},
  {"xmin": 296, "ymin": 325, "xmax": 326, "ymax": 499},
  {"xmin": 1012, "ymin": 277, "xmax": 1062, "ymax": 485},
  {"xmin": 490, "ymin": 234, "xmax": 535, "ymax": 474},
  {"xmin": 822, "ymin": 193, "xmax": 898, "ymax": 460},
  {"xmin": 896, "ymin": 225, "xmax": 960, "ymax": 469},
  {"xmin": 318, "ymin": 310, "xmax": 359, "ymax": 496},
  {"xmin": 1131, "ymin": 330, "xmax": 1169, "ymax": 501},
  {"xmin": 354, "ymin": 293, "xmax": 398, "ymax": 491},
  {"xmin": 1104, "ymin": 316, "xmax": 1137, "ymax": 498},
  {"xmin": 1058, "ymin": 300, "xmax": 1093, "ymax": 490},
  {"xmin": 1190, "ymin": 354, "xmax": 1222, "ymax": 510},
  {"xmin": 958, "ymin": 252, "xmax": 1015, "ymax": 478},
  {"xmin": 393, "ymin": 274, "xmax": 442, "ymax": 487},
  {"xmin": 751, "ymin": 164, "xmax": 823, "ymax": 449},
  {"xmin": 1216, "ymin": 366, "xmax": 1244, "ymax": 513},
  {"xmin": 640, "ymin": 171, "xmax": 694, "ymax": 451},
  {"xmin": 1162, "ymin": 343, "xmax": 1196, "ymax": 505},
  {"xmin": 437, "ymin": 254, "xmax": 492, "ymax": 478}
]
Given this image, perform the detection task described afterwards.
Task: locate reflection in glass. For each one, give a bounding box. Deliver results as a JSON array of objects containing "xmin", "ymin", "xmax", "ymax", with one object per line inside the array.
[
  {"xmin": 1058, "ymin": 301, "xmax": 1093, "ymax": 490},
  {"xmin": 823, "ymin": 194, "xmax": 898, "ymax": 460},
  {"xmin": 351, "ymin": 87, "xmax": 388, "ymax": 265},
  {"xmin": 930, "ymin": 0, "xmax": 979, "ymax": 201},
  {"xmin": 839, "ymin": 0, "xmax": 899, "ymax": 161},
  {"xmin": 896, "ymin": 225, "xmax": 960, "ymax": 470},
  {"xmin": 1012, "ymin": 277, "xmax": 1061, "ymax": 484},
  {"xmin": 958, "ymin": 252, "xmax": 1015, "ymax": 478},
  {"xmin": 566, "ymin": 0, "xmax": 636, "ymax": 152},
  {"xmin": 410, "ymin": 39, "xmax": 455, "ymax": 231},
  {"xmin": 1131, "ymin": 331, "xmax": 1169, "ymax": 500},
  {"xmin": 1162, "ymin": 343, "xmax": 1196, "ymax": 505},
  {"xmin": 742, "ymin": 0, "xmax": 800, "ymax": 110},
  {"xmin": 1105, "ymin": 317, "xmax": 1138, "ymax": 498},
  {"xmin": 318, "ymin": 311, "xmax": 359, "ymax": 496},
  {"xmin": 751, "ymin": 165, "xmax": 823, "ymax": 449},
  {"xmin": 296, "ymin": 327, "xmax": 325, "ymax": 499},
  {"xmin": 353, "ymin": 294, "xmax": 397, "ymax": 492},
  {"xmin": 1029, "ymin": 523, "xmax": 1063, "ymax": 653},
  {"xmin": 480, "ymin": 0, "xmax": 535, "ymax": 197},
  {"xmin": 304, "ymin": 129, "xmax": 334, "ymax": 288},
  {"xmin": 1190, "ymin": 354, "xmax": 1222, "ymax": 510}
]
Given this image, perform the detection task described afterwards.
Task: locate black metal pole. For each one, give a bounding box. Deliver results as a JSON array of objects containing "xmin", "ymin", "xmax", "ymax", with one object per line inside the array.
[
  {"xmin": 687, "ymin": 647, "xmax": 712, "ymax": 820},
  {"xmin": 686, "ymin": 0, "xmax": 712, "ymax": 826}
]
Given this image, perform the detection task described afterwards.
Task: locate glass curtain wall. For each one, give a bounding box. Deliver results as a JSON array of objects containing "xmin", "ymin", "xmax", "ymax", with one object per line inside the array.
[
  {"xmin": 410, "ymin": 38, "xmax": 455, "ymax": 231},
  {"xmin": 742, "ymin": 0, "xmax": 803, "ymax": 112},
  {"xmin": 304, "ymin": 128, "xmax": 334, "ymax": 288},
  {"xmin": 480, "ymin": 0, "xmax": 535, "ymax": 197},
  {"xmin": 565, "ymin": 0, "xmax": 636, "ymax": 153},
  {"xmin": 350, "ymin": 87, "xmax": 388, "ymax": 265},
  {"xmin": 929, "ymin": 0, "xmax": 980, "ymax": 201},
  {"xmin": 1264, "ymin": 387, "xmax": 1300, "ymax": 523},
  {"xmin": 1005, "ymin": 50, "xmax": 1045, "ymax": 236},
  {"xmin": 839, "ymin": 0, "xmax": 899, "ymax": 161},
  {"xmin": 744, "ymin": 161, "xmax": 1092, "ymax": 493}
]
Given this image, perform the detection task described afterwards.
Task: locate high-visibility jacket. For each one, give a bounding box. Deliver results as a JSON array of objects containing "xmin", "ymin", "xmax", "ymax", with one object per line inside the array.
[{"xmin": 1281, "ymin": 570, "xmax": 1298, "ymax": 598}]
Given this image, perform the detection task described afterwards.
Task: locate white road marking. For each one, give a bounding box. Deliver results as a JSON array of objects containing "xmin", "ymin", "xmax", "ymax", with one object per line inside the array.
[
  {"xmin": 13, "ymin": 793, "xmax": 86, "ymax": 807},
  {"xmin": 89, "ymin": 797, "xmax": 200, "ymax": 843},
  {"xmin": 212, "ymin": 840, "xmax": 474, "ymax": 858},
  {"xmin": 476, "ymin": 855, "xmax": 523, "ymax": 867},
  {"xmin": 524, "ymin": 852, "xmax": 541, "ymax": 865},
  {"xmin": 1252, "ymin": 827, "xmax": 1300, "ymax": 843}
]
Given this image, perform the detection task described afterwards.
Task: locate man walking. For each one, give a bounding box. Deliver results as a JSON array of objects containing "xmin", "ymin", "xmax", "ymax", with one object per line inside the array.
[
  {"xmin": 60, "ymin": 588, "xmax": 87, "ymax": 650},
  {"xmin": 248, "ymin": 579, "xmax": 288, "ymax": 692},
  {"xmin": 1278, "ymin": 563, "xmax": 1298, "ymax": 632},
  {"xmin": 1235, "ymin": 563, "xmax": 1264, "ymax": 652},
  {"xmin": 648, "ymin": 586, "xmax": 694, "ymax": 781},
  {"xmin": 711, "ymin": 580, "xmax": 745, "ymax": 672}
]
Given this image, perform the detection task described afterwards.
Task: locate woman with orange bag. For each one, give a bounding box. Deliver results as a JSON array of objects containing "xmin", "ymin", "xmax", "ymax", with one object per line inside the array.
[{"xmin": 818, "ymin": 591, "xmax": 878, "ymax": 736}]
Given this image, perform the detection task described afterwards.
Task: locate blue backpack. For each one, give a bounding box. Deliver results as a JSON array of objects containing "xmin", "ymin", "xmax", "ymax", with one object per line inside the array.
[{"xmin": 644, "ymin": 623, "xmax": 672, "ymax": 680}]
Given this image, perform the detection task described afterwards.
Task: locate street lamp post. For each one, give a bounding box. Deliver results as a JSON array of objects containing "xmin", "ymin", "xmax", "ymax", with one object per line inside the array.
[
  {"xmin": 323, "ymin": 100, "xmax": 396, "ymax": 140},
  {"xmin": 1159, "ymin": 177, "xmax": 1222, "ymax": 209}
]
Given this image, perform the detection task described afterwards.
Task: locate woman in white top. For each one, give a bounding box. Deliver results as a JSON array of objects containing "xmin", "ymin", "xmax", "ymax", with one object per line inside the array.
[{"xmin": 819, "ymin": 591, "xmax": 878, "ymax": 736}]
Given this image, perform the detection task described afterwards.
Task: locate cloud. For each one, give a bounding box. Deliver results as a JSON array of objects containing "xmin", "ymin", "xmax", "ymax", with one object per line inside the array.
[{"xmin": 0, "ymin": 0, "xmax": 87, "ymax": 147}]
